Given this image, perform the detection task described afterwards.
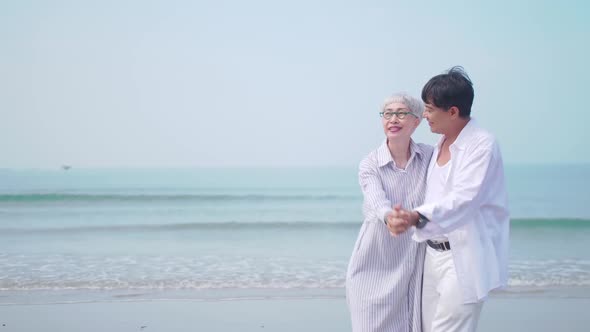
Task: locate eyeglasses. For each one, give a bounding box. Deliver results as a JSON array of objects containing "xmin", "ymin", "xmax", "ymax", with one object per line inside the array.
[{"xmin": 379, "ymin": 110, "xmax": 418, "ymax": 120}]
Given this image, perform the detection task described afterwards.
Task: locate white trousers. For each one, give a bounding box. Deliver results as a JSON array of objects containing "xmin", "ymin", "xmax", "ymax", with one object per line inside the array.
[{"xmin": 422, "ymin": 247, "xmax": 484, "ymax": 332}]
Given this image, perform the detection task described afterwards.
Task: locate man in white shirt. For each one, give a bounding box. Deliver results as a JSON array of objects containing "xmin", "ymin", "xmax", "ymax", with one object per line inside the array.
[{"xmin": 386, "ymin": 66, "xmax": 510, "ymax": 332}]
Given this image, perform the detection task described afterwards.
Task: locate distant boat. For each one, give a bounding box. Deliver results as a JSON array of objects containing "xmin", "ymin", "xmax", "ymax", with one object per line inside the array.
[{"xmin": 62, "ymin": 165, "xmax": 72, "ymax": 171}]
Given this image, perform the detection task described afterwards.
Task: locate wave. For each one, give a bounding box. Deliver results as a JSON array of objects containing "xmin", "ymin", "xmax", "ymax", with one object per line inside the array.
[
  {"xmin": 2, "ymin": 218, "xmax": 590, "ymax": 235},
  {"xmin": 0, "ymin": 193, "xmax": 358, "ymax": 203},
  {"xmin": 6, "ymin": 279, "xmax": 590, "ymax": 293},
  {"xmin": 510, "ymin": 218, "xmax": 590, "ymax": 228},
  {"xmin": 0, "ymin": 221, "xmax": 362, "ymax": 234},
  {"xmin": 2, "ymin": 257, "xmax": 589, "ymax": 292}
]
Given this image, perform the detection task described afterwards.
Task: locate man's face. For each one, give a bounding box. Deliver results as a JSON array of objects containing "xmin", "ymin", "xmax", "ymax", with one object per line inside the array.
[
  {"xmin": 381, "ymin": 102, "xmax": 420, "ymax": 141},
  {"xmin": 423, "ymin": 103, "xmax": 451, "ymax": 134}
]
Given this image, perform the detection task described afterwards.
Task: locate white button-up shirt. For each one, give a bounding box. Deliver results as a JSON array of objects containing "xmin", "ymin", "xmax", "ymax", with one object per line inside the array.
[{"xmin": 413, "ymin": 119, "xmax": 510, "ymax": 303}]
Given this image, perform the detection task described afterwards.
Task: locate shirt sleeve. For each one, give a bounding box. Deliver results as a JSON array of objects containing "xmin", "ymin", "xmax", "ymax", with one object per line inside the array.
[
  {"xmin": 359, "ymin": 156, "xmax": 392, "ymax": 224},
  {"xmin": 413, "ymin": 138, "xmax": 498, "ymax": 242}
]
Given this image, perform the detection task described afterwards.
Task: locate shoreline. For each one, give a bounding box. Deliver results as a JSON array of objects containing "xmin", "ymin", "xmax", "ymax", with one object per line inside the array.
[{"xmin": 2, "ymin": 285, "xmax": 590, "ymax": 306}]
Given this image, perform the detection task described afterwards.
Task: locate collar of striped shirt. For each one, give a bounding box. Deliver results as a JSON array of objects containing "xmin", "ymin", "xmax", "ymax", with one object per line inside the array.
[{"xmin": 376, "ymin": 139, "xmax": 426, "ymax": 168}]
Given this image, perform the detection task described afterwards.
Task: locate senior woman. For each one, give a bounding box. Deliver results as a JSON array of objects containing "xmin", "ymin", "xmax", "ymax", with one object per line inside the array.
[{"xmin": 346, "ymin": 92, "xmax": 433, "ymax": 332}]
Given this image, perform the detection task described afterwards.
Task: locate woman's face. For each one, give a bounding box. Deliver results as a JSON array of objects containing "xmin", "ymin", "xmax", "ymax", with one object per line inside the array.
[{"xmin": 382, "ymin": 102, "xmax": 420, "ymax": 141}]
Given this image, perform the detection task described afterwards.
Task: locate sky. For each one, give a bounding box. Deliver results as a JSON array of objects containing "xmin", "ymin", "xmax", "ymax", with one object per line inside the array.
[{"xmin": 1, "ymin": 0, "xmax": 589, "ymax": 168}]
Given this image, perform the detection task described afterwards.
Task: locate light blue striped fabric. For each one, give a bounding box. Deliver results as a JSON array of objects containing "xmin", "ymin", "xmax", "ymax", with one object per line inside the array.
[{"xmin": 346, "ymin": 140, "xmax": 433, "ymax": 332}]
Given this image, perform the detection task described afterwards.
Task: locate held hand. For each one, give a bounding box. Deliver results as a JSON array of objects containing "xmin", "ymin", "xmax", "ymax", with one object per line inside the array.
[
  {"xmin": 394, "ymin": 203, "xmax": 404, "ymax": 216},
  {"xmin": 397, "ymin": 209, "xmax": 419, "ymax": 227},
  {"xmin": 386, "ymin": 204, "xmax": 410, "ymax": 236}
]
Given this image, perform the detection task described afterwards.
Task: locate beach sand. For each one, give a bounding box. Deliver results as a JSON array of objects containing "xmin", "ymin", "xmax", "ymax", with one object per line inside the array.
[{"xmin": 1, "ymin": 293, "xmax": 588, "ymax": 332}]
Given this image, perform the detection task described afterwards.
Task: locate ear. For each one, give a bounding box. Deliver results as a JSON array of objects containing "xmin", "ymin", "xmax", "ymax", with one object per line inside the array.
[
  {"xmin": 449, "ymin": 106, "xmax": 460, "ymax": 119},
  {"xmin": 412, "ymin": 116, "xmax": 421, "ymax": 129}
]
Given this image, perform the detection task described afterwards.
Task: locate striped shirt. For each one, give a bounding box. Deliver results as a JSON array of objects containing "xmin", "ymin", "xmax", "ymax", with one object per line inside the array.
[{"xmin": 346, "ymin": 139, "xmax": 433, "ymax": 332}]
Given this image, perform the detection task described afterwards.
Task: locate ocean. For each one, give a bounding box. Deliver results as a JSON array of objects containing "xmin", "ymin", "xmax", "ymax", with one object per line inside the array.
[{"xmin": 1, "ymin": 165, "xmax": 589, "ymax": 304}]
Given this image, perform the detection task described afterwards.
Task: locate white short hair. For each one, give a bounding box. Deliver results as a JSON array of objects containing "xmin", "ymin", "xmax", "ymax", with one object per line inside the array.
[{"xmin": 382, "ymin": 92, "xmax": 424, "ymax": 119}]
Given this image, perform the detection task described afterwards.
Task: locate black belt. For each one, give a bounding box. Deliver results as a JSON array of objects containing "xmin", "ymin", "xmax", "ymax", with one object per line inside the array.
[{"xmin": 427, "ymin": 240, "xmax": 451, "ymax": 251}]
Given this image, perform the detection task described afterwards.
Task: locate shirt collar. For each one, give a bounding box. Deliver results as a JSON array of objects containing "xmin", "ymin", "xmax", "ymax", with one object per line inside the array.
[
  {"xmin": 436, "ymin": 117, "xmax": 478, "ymax": 151},
  {"xmin": 377, "ymin": 139, "xmax": 425, "ymax": 168}
]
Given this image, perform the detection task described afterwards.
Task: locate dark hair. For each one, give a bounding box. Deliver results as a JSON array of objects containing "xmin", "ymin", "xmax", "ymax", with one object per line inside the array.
[{"xmin": 421, "ymin": 66, "xmax": 474, "ymax": 118}]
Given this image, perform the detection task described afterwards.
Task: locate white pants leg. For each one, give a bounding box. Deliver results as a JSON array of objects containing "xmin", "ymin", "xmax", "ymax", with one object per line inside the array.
[{"xmin": 422, "ymin": 247, "xmax": 484, "ymax": 332}]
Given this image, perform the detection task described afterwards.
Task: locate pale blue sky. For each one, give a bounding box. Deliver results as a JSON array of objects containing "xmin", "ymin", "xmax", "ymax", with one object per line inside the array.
[{"xmin": 1, "ymin": 0, "xmax": 588, "ymax": 168}]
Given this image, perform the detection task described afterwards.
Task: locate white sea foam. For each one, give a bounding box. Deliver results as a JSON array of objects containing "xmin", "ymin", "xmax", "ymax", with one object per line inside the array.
[{"xmin": 1, "ymin": 254, "xmax": 589, "ymax": 291}]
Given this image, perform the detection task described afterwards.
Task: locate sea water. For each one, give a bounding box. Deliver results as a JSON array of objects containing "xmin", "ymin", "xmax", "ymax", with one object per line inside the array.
[{"xmin": 0, "ymin": 165, "xmax": 589, "ymax": 304}]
